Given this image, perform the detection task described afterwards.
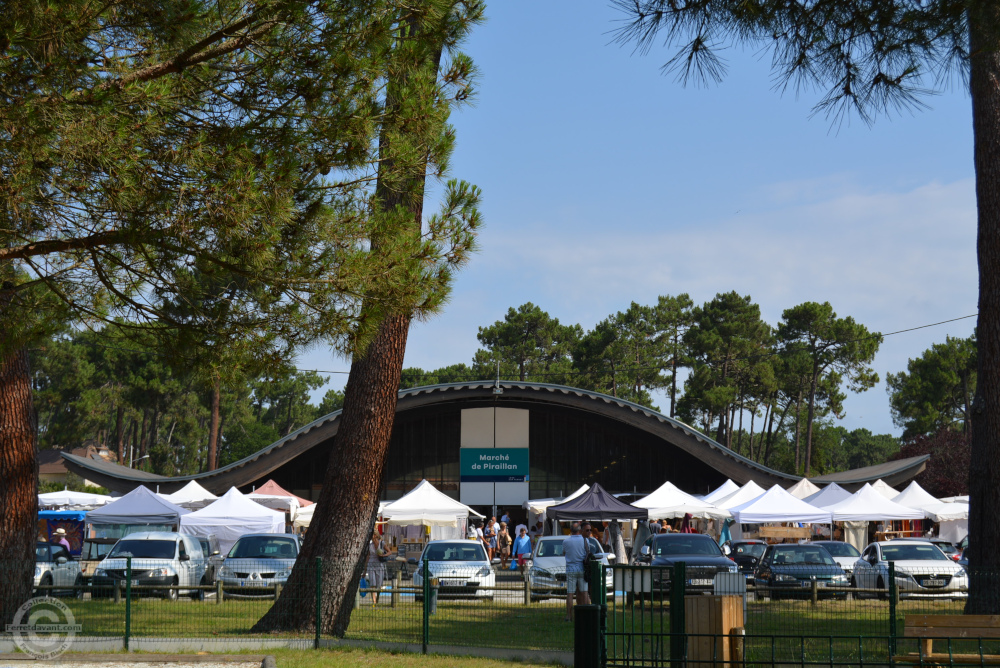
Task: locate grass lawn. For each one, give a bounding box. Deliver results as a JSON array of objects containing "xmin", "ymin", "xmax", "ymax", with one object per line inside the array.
[{"xmin": 266, "ymin": 646, "xmax": 564, "ymax": 668}]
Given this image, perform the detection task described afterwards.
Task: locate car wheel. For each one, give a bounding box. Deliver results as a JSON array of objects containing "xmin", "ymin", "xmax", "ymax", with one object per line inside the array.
[
  {"xmin": 166, "ymin": 577, "xmax": 179, "ymax": 601},
  {"xmin": 877, "ymin": 576, "xmax": 887, "ymax": 601},
  {"xmin": 34, "ymin": 573, "xmax": 52, "ymax": 596},
  {"xmin": 191, "ymin": 577, "xmax": 206, "ymax": 601},
  {"xmin": 74, "ymin": 574, "xmax": 85, "ymax": 599}
]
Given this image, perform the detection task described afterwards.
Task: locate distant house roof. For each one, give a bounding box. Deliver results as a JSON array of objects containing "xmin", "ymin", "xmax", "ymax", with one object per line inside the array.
[{"xmin": 39, "ymin": 445, "xmax": 119, "ymax": 477}]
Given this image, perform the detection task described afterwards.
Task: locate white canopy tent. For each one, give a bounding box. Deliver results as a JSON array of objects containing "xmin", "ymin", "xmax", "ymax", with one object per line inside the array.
[
  {"xmin": 293, "ymin": 500, "xmax": 388, "ymax": 530},
  {"xmin": 248, "ymin": 493, "xmax": 300, "ymax": 515},
  {"xmin": 633, "ymin": 481, "xmax": 730, "ymax": 520},
  {"xmin": 522, "ymin": 485, "xmax": 590, "ymax": 515},
  {"xmin": 715, "ymin": 480, "xmax": 767, "ymax": 510},
  {"xmin": 940, "ymin": 495, "xmax": 969, "ymax": 503},
  {"xmin": 923, "ymin": 502, "xmax": 969, "ymax": 543},
  {"xmin": 891, "ymin": 481, "xmax": 941, "ymax": 511},
  {"xmin": 803, "ymin": 482, "xmax": 853, "ymax": 508},
  {"xmin": 729, "ymin": 485, "xmax": 833, "ymax": 525},
  {"xmin": 870, "ymin": 479, "xmax": 898, "ymax": 500},
  {"xmin": 786, "ymin": 478, "xmax": 821, "ymax": 500},
  {"xmin": 39, "ymin": 490, "xmax": 113, "ymax": 509},
  {"xmin": 381, "ymin": 480, "xmax": 483, "ymax": 541},
  {"xmin": 700, "ymin": 480, "xmax": 740, "ymax": 504},
  {"xmin": 824, "ymin": 484, "xmax": 926, "ymax": 522},
  {"xmin": 160, "ymin": 480, "xmax": 217, "ymax": 510},
  {"xmin": 179, "ymin": 487, "xmax": 286, "ymax": 554}
]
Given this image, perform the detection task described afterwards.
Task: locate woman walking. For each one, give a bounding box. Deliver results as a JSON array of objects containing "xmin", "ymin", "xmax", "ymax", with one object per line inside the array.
[{"xmin": 367, "ymin": 531, "xmax": 388, "ymax": 606}]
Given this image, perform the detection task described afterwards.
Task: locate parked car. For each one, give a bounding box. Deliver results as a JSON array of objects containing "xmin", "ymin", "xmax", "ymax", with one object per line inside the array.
[
  {"xmin": 92, "ymin": 532, "xmax": 206, "ymax": 600},
  {"xmin": 196, "ymin": 534, "xmax": 223, "ymax": 584},
  {"xmin": 631, "ymin": 533, "xmax": 738, "ymax": 600},
  {"xmin": 809, "ymin": 540, "xmax": 862, "ymax": 576},
  {"xmin": 853, "ymin": 540, "xmax": 968, "ymax": 599},
  {"xmin": 78, "ymin": 537, "xmax": 117, "ymax": 587},
  {"xmin": 728, "ymin": 540, "xmax": 768, "ymax": 580},
  {"xmin": 410, "ymin": 540, "xmax": 495, "ymax": 600},
  {"xmin": 217, "ymin": 533, "xmax": 300, "ymax": 596},
  {"xmin": 753, "ymin": 543, "xmax": 848, "ymax": 600},
  {"xmin": 527, "ymin": 534, "xmax": 615, "ymax": 600},
  {"xmin": 888, "ymin": 537, "xmax": 962, "ymax": 562},
  {"xmin": 34, "ymin": 542, "xmax": 82, "ymax": 597}
]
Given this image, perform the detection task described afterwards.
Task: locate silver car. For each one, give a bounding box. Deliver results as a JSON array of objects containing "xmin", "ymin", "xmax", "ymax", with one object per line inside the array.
[
  {"xmin": 34, "ymin": 542, "xmax": 82, "ymax": 597},
  {"xmin": 217, "ymin": 534, "xmax": 300, "ymax": 596},
  {"xmin": 853, "ymin": 540, "xmax": 968, "ymax": 599},
  {"xmin": 528, "ymin": 535, "xmax": 614, "ymax": 600},
  {"xmin": 410, "ymin": 540, "xmax": 496, "ymax": 600}
]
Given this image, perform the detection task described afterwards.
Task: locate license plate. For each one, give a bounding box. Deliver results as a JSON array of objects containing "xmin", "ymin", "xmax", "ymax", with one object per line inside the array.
[
  {"xmin": 801, "ymin": 581, "xmax": 811, "ymax": 587},
  {"xmin": 441, "ymin": 579, "xmax": 463, "ymax": 586},
  {"xmin": 239, "ymin": 580, "xmax": 246, "ymax": 587},
  {"xmin": 131, "ymin": 579, "xmax": 138, "ymax": 586},
  {"xmin": 689, "ymin": 579, "xmax": 713, "ymax": 586},
  {"xmin": 924, "ymin": 579, "xmax": 945, "ymax": 587}
]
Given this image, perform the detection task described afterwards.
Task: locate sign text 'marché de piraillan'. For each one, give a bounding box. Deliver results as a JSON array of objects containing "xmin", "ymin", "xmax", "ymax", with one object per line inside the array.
[{"xmin": 460, "ymin": 448, "xmax": 529, "ymax": 483}]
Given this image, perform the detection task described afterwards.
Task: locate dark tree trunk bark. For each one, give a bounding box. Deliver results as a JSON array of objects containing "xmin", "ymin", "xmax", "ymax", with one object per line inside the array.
[
  {"xmin": 966, "ymin": 6, "xmax": 1000, "ymax": 614},
  {"xmin": 207, "ymin": 378, "xmax": 220, "ymax": 471},
  {"xmin": 804, "ymin": 368, "xmax": 819, "ymax": 474},
  {"xmin": 794, "ymin": 389, "xmax": 803, "ymax": 474},
  {"xmin": 115, "ymin": 404, "xmax": 125, "ymax": 464},
  {"xmin": 253, "ymin": 5, "xmax": 446, "ymax": 634},
  {"xmin": 0, "ymin": 284, "xmax": 38, "ymax": 625}
]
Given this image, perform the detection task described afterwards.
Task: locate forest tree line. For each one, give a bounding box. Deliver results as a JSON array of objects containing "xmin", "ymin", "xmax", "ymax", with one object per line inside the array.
[{"xmin": 35, "ymin": 291, "xmax": 974, "ymax": 485}]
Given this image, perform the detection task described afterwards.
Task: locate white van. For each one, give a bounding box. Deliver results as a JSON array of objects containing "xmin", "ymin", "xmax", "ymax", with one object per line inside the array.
[{"xmin": 92, "ymin": 532, "xmax": 206, "ymax": 600}]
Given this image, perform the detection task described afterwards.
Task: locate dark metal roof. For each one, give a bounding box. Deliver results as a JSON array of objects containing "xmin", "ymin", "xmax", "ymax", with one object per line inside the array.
[
  {"xmin": 61, "ymin": 380, "xmax": 920, "ymax": 494},
  {"xmin": 809, "ymin": 454, "xmax": 930, "ymax": 490}
]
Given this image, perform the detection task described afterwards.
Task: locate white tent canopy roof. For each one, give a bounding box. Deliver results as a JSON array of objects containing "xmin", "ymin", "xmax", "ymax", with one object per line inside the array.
[
  {"xmin": 870, "ymin": 479, "xmax": 899, "ymax": 500},
  {"xmin": 824, "ymin": 483, "xmax": 926, "ymax": 522},
  {"xmin": 633, "ymin": 481, "xmax": 731, "ymax": 520},
  {"xmin": 700, "ymin": 480, "xmax": 740, "ymax": 504},
  {"xmin": 730, "ymin": 485, "xmax": 832, "ymax": 525},
  {"xmin": 803, "ymin": 482, "xmax": 853, "ymax": 508},
  {"xmin": 715, "ymin": 480, "xmax": 767, "ymax": 510},
  {"xmin": 248, "ymin": 493, "xmax": 299, "ymax": 514},
  {"xmin": 522, "ymin": 485, "xmax": 590, "ymax": 514},
  {"xmin": 891, "ymin": 481, "xmax": 941, "ymax": 511},
  {"xmin": 85, "ymin": 485, "xmax": 189, "ymax": 525},
  {"xmin": 160, "ymin": 480, "xmax": 217, "ymax": 509},
  {"xmin": 940, "ymin": 495, "xmax": 969, "ymax": 503},
  {"xmin": 786, "ymin": 478, "xmax": 821, "ymax": 500},
  {"xmin": 292, "ymin": 503, "xmax": 315, "ymax": 529},
  {"xmin": 381, "ymin": 480, "xmax": 484, "ymax": 527},
  {"xmin": 39, "ymin": 490, "xmax": 113, "ymax": 509},
  {"xmin": 179, "ymin": 487, "xmax": 286, "ymax": 554},
  {"xmin": 922, "ymin": 502, "xmax": 970, "ymax": 522}
]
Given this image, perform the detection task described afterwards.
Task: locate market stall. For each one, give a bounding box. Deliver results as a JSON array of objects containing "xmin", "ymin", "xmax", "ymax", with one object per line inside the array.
[
  {"xmin": 38, "ymin": 510, "xmax": 86, "ymax": 555},
  {"xmin": 633, "ymin": 481, "xmax": 730, "ymax": 520},
  {"xmin": 180, "ymin": 487, "xmax": 286, "ymax": 554},
  {"xmin": 729, "ymin": 485, "xmax": 832, "ymax": 541},
  {"xmin": 381, "ymin": 480, "xmax": 484, "ymax": 560},
  {"xmin": 823, "ymin": 483, "xmax": 925, "ymax": 549},
  {"xmin": 85, "ymin": 485, "xmax": 189, "ymax": 540}
]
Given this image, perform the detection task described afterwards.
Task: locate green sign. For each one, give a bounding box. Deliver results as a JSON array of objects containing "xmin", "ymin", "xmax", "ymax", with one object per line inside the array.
[{"xmin": 460, "ymin": 448, "xmax": 529, "ymax": 482}]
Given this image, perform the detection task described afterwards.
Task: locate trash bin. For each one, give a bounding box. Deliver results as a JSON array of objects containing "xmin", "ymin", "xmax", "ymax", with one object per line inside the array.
[
  {"xmin": 574, "ymin": 604, "xmax": 602, "ymax": 668},
  {"xmin": 429, "ymin": 577, "xmax": 439, "ymax": 615}
]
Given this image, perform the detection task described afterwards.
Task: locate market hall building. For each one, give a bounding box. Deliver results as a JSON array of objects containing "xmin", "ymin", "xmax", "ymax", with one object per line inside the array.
[{"xmin": 62, "ymin": 381, "xmax": 929, "ymax": 505}]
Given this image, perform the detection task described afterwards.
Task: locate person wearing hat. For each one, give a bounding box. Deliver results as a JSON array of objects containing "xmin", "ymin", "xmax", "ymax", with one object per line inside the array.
[{"xmin": 52, "ymin": 528, "xmax": 71, "ymax": 553}]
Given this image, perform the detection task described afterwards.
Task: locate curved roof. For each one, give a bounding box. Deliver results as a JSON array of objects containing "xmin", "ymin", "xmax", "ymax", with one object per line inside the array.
[{"xmin": 61, "ymin": 380, "xmax": 928, "ymax": 494}]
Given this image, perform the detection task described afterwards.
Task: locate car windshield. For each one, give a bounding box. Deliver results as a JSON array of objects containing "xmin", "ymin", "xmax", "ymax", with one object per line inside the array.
[
  {"xmin": 733, "ymin": 543, "xmax": 766, "ymax": 558},
  {"xmin": 653, "ymin": 536, "xmax": 723, "ymax": 556},
  {"xmin": 933, "ymin": 542, "xmax": 958, "ymax": 555},
  {"xmin": 423, "ymin": 544, "xmax": 487, "ymax": 562},
  {"xmin": 770, "ymin": 546, "xmax": 836, "ymax": 566},
  {"xmin": 536, "ymin": 539, "xmax": 564, "ymax": 557},
  {"xmin": 35, "ymin": 544, "xmax": 50, "ymax": 562},
  {"xmin": 108, "ymin": 539, "xmax": 176, "ymax": 559},
  {"xmin": 228, "ymin": 536, "xmax": 298, "ymax": 559},
  {"xmin": 82, "ymin": 541, "xmax": 114, "ymax": 560},
  {"xmin": 881, "ymin": 544, "xmax": 948, "ymax": 561},
  {"xmin": 818, "ymin": 542, "xmax": 861, "ymax": 558}
]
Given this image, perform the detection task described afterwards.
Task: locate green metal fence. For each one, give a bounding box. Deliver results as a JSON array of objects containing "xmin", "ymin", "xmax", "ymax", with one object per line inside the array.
[{"xmin": 6, "ymin": 555, "xmax": 1000, "ymax": 665}]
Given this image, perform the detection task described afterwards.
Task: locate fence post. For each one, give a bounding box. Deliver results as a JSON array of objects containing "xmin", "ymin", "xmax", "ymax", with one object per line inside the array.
[
  {"xmin": 422, "ymin": 558, "xmax": 430, "ymax": 655},
  {"xmin": 523, "ymin": 569, "xmax": 531, "ymax": 605},
  {"xmin": 670, "ymin": 562, "xmax": 686, "ymax": 668},
  {"xmin": 124, "ymin": 556, "xmax": 132, "ymax": 652},
  {"xmin": 216, "ymin": 579, "xmax": 223, "ymax": 604},
  {"xmin": 811, "ymin": 579, "xmax": 819, "ymax": 605},
  {"xmin": 591, "ymin": 559, "xmax": 606, "ymax": 606},
  {"xmin": 888, "ymin": 561, "xmax": 897, "ymax": 658},
  {"xmin": 314, "ymin": 557, "xmax": 322, "ymax": 650},
  {"xmin": 392, "ymin": 568, "xmax": 400, "ymax": 608}
]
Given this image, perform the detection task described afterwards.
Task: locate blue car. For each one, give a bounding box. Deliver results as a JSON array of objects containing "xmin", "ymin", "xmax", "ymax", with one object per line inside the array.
[{"xmin": 754, "ymin": 543, "xmax": 848, "ymax": 600}]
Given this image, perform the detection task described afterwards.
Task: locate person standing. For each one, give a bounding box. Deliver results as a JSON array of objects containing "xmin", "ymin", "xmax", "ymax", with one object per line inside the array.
[
  {"xmin": 512, "ymin": 526, "xmax": 532, "ymax": 574},
  {"xmin": 498, "ymin": 522, "xmax": 512, "ymax": 570},
  {"xmin": 500, "ymin": 509, "xmax": 511, "ymax": 526},
  {"xmin": 562, "ymin": 522, "xmax": 590, "ymax": 622},
  {"xmin": 52, "ymin": 528, "xmax": 71, "ymax": 553},
  {"xmin": 366, "ymin": 531, "xmax": 388, "ymax": 606}
]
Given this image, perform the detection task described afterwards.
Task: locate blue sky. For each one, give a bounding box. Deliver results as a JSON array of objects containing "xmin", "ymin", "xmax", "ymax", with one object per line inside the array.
[{"xmin": 300, "ymin": 2, "xmax": 978, "ymax": 437}]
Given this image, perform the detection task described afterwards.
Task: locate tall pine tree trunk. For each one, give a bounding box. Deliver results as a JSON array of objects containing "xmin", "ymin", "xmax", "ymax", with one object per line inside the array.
[
  {"xmin": 253, "ymin": 3, "xmax": 448, "ymax": 634},
  {"xmin": 966, "ymin": 5, "xmax": 1000, "ymax": 614},
  {"xmin": 207, "ymin": 378, "xmax": 220, "ymax": 471},
  {"xmin": 115, "ymin": 404, "xmax": 126, "ymax": 464},
  {"xmin": 0, "ymin": 283, "xmax": 38, "ymax": 626}
]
